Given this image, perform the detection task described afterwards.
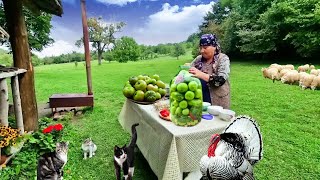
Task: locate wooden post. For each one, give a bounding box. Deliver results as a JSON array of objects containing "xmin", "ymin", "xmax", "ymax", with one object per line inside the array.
[
  {"xmin": 80, "ymin": 0, "xmax": 93, "ymax": 95},
  {"xmin": 0, "ymin": 78, "xmax": 9, "ymax": 126},
  {"xmin": 3, "ymin": 0, "xmax": 38, "ymax": 131},
  {"xmin": 11, "ymin": 75, "xmax": 24, "ymax": 134}
]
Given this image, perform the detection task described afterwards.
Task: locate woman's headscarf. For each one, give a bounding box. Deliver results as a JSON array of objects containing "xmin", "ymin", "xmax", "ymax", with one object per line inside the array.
[
  {"xmin": 199, "ymin": 34, "xmax": 221, "ymax": 55},
  {"xmin": 194, "ymin": 34, "xmax": 221, "ymax": 71}
]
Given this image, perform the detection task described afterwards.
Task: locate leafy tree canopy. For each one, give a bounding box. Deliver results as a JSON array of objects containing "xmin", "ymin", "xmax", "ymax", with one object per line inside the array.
[
  {"xmin": 197, "ymin": 0, "xmax": 320, "ymax": 58},
  {"xmin": 0, "ymin": 4, "xmax": 53, "ymax": 51},
  {"xmin": 112, "ymin": 36, "xmax": 140, "ymax": 63},
  {"xmin": 76, "ymin": 17, "xmax": 125, "ymax": 65}
]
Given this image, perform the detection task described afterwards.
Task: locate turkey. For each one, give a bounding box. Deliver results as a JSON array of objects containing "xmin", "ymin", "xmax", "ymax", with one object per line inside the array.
[{"xmin": 200, "ymin": 115, "xmax": 263, "ymax": 180}]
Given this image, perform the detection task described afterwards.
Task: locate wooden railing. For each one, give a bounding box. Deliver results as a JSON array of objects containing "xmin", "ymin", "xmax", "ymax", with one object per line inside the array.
[{"xmin": 0, "ymin": 66, "xmax": 26, "ymax": 134}]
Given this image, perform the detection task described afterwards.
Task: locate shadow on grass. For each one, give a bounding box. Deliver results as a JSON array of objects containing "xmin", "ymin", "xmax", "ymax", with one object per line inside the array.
[{"xmin": 135, "ymin": 148, "xmax": 157, "ymax": 179}]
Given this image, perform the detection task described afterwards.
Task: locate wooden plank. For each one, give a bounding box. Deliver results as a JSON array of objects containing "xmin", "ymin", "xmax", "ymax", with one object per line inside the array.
[
  {"xmin": 0, "ymin": 69, "xmax": 27, "ymax": 79},
  {"xmin": 0, "ymin": 78, "xmax": 9, "ymax": 126},
  {"xmin": 11, "ymin": 75, "xmax": 24, "ymax": 134},
  {"xmin": 49, "ymin": 93, "xmax": 94, "ymax": 108}
]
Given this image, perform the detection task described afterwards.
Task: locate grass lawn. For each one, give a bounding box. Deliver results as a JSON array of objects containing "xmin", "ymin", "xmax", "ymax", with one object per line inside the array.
[{"xmin": 29, "ymin": 54, "xmax": 320, "ymax": 179}]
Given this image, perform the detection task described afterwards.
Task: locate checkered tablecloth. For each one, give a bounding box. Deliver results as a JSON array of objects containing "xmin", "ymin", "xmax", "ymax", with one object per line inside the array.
[{"xmin": 118, "ymin": 99, "xmax": 229, "ymax": 180}]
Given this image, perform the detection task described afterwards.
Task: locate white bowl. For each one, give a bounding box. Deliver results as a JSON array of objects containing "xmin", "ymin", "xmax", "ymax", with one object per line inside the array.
[
  {"xmin": 219, "ymin": 109, "xmax": 236, "ymax": 121},
  {"xmin": 202, "ymin": 102, "xmax": 211, "ymax": 111},
  {"xmin": 207, "ymin": 105, "xmax": 223, "ymax": 115}
]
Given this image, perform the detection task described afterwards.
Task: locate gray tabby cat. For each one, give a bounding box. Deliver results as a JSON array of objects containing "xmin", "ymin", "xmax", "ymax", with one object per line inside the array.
[
  {"xmin": 81, "ymin": 138, "xmax": 97, "ymax": 159},
  {"xmin": 37, "ymin": 141, "xmax": 69, "ymax": 180}
]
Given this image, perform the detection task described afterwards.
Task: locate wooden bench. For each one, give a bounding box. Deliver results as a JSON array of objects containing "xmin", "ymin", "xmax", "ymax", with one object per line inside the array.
[{"xmin": 49, "ymin": 93, "xmax": 94, "ymax": 113}]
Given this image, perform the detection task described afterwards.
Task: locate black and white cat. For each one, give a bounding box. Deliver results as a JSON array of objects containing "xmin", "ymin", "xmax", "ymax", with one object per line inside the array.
[
  {"xmin": 37, "ymin": 141, "xmax": 69, "ymax": 180},
  {"xmin": 81, "ymin": 138, "xmax": 97, "ymax": 159},
  {"xmin": 114, "ymin": 123, "xmax": 139, "ymax": 180}
]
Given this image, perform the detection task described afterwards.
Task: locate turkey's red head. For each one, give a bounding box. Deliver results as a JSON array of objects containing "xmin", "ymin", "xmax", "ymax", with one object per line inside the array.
[{"xmin": 208, "ymin": 134, "xmax": 221, "ymax": 157}]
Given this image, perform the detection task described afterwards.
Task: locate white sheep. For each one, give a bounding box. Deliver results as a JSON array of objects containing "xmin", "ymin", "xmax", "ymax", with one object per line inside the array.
[
  {"xmin": 310, "ymin": 69, "xmax": 319, "ymax": 76},
  {"xmin": 281, "ymin": 70, "xmax": 299, "ymax": 85},
  {"xmin": 300, "ymin": 74, "xmax": 316, "ymax": 90},
  {"xmin": 311, "ymin": 76, "xmax": 320, "ymax": 90},
  {"xmin": 299, "ymin": 72, "xmax": 309, "ymax": 86},
  {"xmin": 279, "ymin": 69, "xmax": 290, "ymax": 78},
  {"xmin": 309, "ymin": 65, "xmax": 315, "ymax": 70},
  {"xmin": 283, "ymin": 64, "xmax": 294, "ymax": 70},
  {"xmin": 297, "ymin": 64, "xmax": 310, "ymax": 72},
  {"xmin": 262, "ymin": 67, "xmax": 279, "ymax": 82},
  {"xmin": 269, "ymin": 64, "xmax": 283, "ymax": 72}
]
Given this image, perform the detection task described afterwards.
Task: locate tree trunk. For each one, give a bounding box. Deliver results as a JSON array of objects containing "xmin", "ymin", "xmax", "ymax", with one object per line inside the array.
[
  {"xmin": 97, "ymin": 43, "xmax": 102, "ymax": 65},
  {"xmin": 98, "ymin": 50, "xmax": 102, "ymax": 65},
  {"xmin": 3, "ymin": 0, "xmax": 38, "ymax": 131}
]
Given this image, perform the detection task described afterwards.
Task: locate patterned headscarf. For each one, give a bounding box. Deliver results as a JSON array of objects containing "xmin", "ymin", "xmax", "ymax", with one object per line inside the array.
[
  {"xmin": 199, "ymin": 34, "xmax": 221, "ymax": 54},
  {"xmin": 194, "ymin": 34, "xmax": 221, "ymax": 71}
]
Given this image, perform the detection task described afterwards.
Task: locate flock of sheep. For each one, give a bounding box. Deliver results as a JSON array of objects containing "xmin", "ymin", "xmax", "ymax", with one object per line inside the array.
[{"xmin": 262, "ymin": 63, "xmax": 320, "ymax": 90}]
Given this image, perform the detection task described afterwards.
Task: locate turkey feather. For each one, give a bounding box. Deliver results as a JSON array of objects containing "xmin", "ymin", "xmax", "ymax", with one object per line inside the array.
[{"xmin": 200, "ymin": 115, "xmax": 263, "ymax": 180}]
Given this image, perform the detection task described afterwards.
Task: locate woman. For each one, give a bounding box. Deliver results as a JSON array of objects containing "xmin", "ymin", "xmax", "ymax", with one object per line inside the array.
[{"xmin": 189, "ymin": 34, "xmax": 230, "ymax": 109}]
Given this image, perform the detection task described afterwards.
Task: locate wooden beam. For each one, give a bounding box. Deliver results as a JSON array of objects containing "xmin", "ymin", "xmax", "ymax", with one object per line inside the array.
[
  {"xmin": 0, "ymin": 78, "xmax": 9, "ymax": 126},
  {"xmin": 3, "ymin": 0, "xmax": 38, "ymax": 131},
  {"xmin": 11, "ymin": 75, "xmax": 24, "ymax": 134},
  {"xmin": 80, "ymin": 0, "xmax": 93, "ymax": 95},
  {"xmin": 0, "ymin": 69, "xmax": 27, "ymax": 79}
]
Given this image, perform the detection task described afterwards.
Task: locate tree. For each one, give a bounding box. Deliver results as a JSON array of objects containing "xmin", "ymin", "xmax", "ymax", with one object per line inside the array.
[
  {"xmin": 257, "ymin": 0, "xmax": 320, "ymax": 57},
  {"xmin": 0, "ymin": 4, "xmax": 53, "ymax": 51},
  {"xmin": 171, "ymin": 43, "xmax": 186, "ymax": 60},
  {"xmin": 112, "ymin": 36, "xmax": 140, "ymax": 63},
  {"xmin": 197, "ymin": 0, "xmax": 320, "ymax": 58},
  {"xmin": 199, "ymin": 1, "xmax": 230, "ymax": 31},
  {"xmin": 76, "ymin": 17, "xmax": 125, "ymax": 65}
]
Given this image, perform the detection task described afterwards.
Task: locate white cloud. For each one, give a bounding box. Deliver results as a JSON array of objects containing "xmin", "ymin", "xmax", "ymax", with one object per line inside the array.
[
  {"xmin": 33, "ymin": 40, "xmax": 84, "ymax": 58},
  {"xmin": 95, "ymin": 0, "xmax": 158, "ymax": 6},
  {"xmin": 128, "ymin": 2, "xmax": 215, "ymax": 45},
  {"xmin": 50, "ymin": 22, "xmax": 82, "ymax": 44},
  {"xmin": 95, "ymin": 0, "xmax": 138, "ymax": 6}
]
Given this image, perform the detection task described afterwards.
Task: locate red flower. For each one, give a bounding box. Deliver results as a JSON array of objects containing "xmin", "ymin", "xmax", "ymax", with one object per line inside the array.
[
  {"xmin": 54, "ymin": 124, "xmax": 63, "ymax": 131},
  {"xmin": 42, "ymin": 125, "xmax": 54, "ymax": 134}
]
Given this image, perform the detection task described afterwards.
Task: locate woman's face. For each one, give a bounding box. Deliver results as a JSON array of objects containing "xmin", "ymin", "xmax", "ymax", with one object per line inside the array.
[{"xmin": 199, "ymin": 45, "xmax": 215, "ymax": 60}]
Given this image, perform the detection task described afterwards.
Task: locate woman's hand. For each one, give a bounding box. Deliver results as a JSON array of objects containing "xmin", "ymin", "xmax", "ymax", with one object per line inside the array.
[
  {"xmin": 189, "ymin": 67, "xmax": 202, "ymax": 77},
  {"xmin": 189, "ymin": 67, "xmax": 210, "ymax": 81}
]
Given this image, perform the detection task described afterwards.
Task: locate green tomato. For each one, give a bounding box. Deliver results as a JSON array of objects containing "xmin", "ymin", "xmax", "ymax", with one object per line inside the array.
[{"xmin": 182, "ymin": 108, "xmax": 190, "ymax": 116}]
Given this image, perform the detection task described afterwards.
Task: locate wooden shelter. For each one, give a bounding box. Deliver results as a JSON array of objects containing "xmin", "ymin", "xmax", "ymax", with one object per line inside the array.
[{"xmin": 1, "ymin": 0, "xmax": 63, "ymax": 131}]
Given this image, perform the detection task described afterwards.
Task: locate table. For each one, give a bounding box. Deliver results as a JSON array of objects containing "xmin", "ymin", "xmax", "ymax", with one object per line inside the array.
[{"xmin": 118, "ymin": 99, "xmax": 230, "ymax": 180}]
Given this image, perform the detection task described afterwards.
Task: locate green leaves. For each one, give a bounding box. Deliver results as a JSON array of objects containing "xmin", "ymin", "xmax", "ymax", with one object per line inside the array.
[
  {"xmin": 0, "ymin": 5, "xmax": 53, "ymax": 51},
  {"xmin": 113, "ymin": 36, "xmax": 141, "ymax": 63},
  {"xmin": 76, "ymin": 17, "xmax": 125, "ymax": 65},
  {"xmin": 171, "ymin": 43, "xmax": 186, "ymax": 60},
  {"xmin": 199, "ymin": 0, "xmax": 320, "ymax": 58}
]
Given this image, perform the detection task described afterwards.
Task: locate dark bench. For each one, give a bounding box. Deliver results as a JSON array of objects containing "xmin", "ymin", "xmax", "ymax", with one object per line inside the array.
[{"xmin": 49, "ymin": 93, "xmax": 94, "ymax": 113}]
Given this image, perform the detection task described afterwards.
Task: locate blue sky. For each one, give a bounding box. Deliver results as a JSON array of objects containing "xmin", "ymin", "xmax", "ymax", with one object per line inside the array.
[{"xmin": 35, "ymin": 0, "xmax": 215, "ymax": 57}]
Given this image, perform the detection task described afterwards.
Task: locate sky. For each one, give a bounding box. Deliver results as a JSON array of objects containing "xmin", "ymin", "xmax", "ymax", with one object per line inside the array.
[{"xmin": 33, "ymin": 0, "xmax": 215, "ymax": 57}]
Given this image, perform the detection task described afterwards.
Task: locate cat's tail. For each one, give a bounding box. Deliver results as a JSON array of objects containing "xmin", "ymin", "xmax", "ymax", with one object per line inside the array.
[{"xmin": 129, "ymin": 123, "xmax": 139, "ymax": 147}]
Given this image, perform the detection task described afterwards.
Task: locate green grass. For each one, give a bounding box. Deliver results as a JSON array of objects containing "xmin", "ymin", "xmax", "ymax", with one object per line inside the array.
[{"xmin": 32, "ymin": 55, "xmax": 320, "ymax": 179}]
